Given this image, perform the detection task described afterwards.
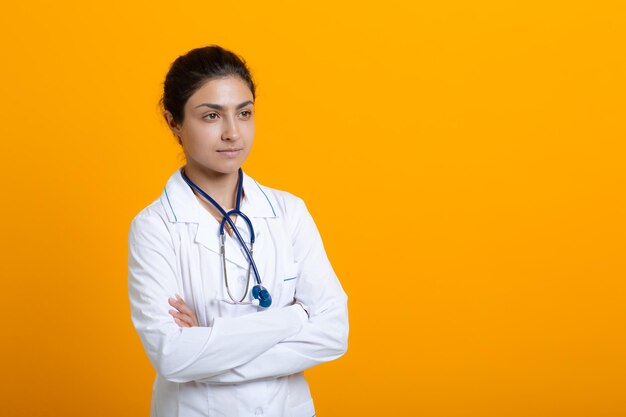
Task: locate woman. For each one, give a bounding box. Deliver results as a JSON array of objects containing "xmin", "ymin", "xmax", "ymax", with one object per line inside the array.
[{"xmin": 128, "ymin": 45, "xmax": 349, "ymax": 417}]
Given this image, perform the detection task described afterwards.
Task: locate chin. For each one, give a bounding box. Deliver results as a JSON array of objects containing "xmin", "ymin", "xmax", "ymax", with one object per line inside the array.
[{"xmin": 201, "ymin": 163, "xmax": 243, "ymax": 177}]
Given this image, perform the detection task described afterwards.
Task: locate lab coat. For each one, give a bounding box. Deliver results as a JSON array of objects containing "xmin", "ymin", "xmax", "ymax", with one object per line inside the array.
[{"xmin": 128, "ymin": 168, "xmax": 349, "ymax": 417}]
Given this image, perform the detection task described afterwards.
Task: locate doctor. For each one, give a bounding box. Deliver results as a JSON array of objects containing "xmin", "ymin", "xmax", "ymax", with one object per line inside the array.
[{"xmin": 128, "ymin": 45, "xmax": 349, "ymax": 417}]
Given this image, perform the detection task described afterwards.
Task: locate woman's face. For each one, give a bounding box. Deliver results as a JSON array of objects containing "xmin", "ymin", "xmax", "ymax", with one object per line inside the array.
[{"xmin": 168, "ymin": 76, "xmax": 255, "ymax": 177}]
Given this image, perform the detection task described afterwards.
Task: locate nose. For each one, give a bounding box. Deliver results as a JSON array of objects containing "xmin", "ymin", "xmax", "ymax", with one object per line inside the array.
[{"xmin": 221, "ymin": 116, "xmax": 240, "ymax": 141}]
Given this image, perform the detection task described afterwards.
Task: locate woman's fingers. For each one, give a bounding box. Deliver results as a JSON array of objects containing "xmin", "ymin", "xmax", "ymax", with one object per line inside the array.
[
  {"xmin": 168, "ymin": 296, "xmax": 190, "ymax": 314},
  {"xmin": 168, "ymin": 303, "xmax": 195, "ymax": 326},
  {"xmin": 168, "ymin": 297, "xmax": 181, "ymax": 310},
  {"xmin": 173, "ymin": 295, "xmax": 194, "ymax": 315},
  {"xmin": 168, "ymin": 295, "xmax": 199, "ymax": 327},
  {"xmin": 175, "ymin": 294, "xmax": 199, "ymax": 326},
  {"xmin": 169, "ymin": 309, "xmax": 193, "ymax": 327}
]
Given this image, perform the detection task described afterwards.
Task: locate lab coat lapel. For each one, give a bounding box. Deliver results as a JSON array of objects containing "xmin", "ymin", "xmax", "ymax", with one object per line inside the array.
[
  {"xmin": 240, "ymin": 173, "xmax": 279, "ymax": 219},
  {"xmin": 162, "ymin": 168, "xmax": 278, "ymax": 270},
  {"xmin": 194, "ymin": 219, "xmax": 251, "ymax": 270}
]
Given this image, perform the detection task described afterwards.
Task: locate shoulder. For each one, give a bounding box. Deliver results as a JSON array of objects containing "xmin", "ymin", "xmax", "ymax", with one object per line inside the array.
[
  {"xmin": 128, "ymin": 195, "xmax": 174, "ymax": 247},
  {"xmin": 128, "ymin": 168, "xmax": 188, "ymax": 244},
  {"xmin": 252, "ymin": 180, "xmax": 308, "ymax": 219},
  {"xmin": 250, "ymin": 180, "xmax": 319, "ymax": 240}
]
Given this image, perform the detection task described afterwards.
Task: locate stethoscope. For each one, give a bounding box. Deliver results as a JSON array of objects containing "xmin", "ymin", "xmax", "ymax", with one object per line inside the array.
[{"xmin": 181, "ymin": 168, "xmax": 272, "ymax": 308}]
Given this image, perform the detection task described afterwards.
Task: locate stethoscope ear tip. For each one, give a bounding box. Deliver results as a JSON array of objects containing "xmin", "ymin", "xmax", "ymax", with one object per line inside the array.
[{"xmin": 251, "ymin": 298, "xmax": 260, "ymax": 306}]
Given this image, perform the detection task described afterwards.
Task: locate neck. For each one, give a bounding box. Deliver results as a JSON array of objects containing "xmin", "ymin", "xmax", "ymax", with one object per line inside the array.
[{"xmin": 183, "ymin": 164, "xmax": 241, "ymax": 210}]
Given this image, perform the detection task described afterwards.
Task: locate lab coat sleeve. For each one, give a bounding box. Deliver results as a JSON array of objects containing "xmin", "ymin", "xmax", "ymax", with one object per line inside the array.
[
  {"xmin": 197, "ymin": 197, "xmax": 349, "ymax": 384},
  {"xmin": 128, "ymin": 211, "xmax": 308, "ymax": 384}
]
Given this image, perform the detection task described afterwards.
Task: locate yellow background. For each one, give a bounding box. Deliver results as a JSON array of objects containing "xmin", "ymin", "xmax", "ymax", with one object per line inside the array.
[{"xmin": 1, "ymin": 1, "xmax": 625, "ymax": 416}]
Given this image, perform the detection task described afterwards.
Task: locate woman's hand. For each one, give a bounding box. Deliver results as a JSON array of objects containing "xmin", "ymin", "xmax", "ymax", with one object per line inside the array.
[{"xmin": 168, "ymin": 294, "xmax": 199, "ymax": 327}]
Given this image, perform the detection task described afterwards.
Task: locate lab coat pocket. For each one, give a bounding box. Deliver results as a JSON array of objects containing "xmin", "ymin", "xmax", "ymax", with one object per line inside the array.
[{"xmin": 278, "ymin": 262, "xmax": 299, "ymax": 307}]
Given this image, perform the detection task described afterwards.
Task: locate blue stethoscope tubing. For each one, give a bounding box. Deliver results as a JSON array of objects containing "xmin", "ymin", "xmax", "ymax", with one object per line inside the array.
[{"xmin": 181, "ymin": 168, "xmax": 272, "ymax": 307}]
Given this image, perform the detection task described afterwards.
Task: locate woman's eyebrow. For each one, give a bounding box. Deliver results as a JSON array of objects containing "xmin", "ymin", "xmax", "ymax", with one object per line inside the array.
[{"xmin": 194, "ymin": 100, "xmax": 254, "ymax": 110}]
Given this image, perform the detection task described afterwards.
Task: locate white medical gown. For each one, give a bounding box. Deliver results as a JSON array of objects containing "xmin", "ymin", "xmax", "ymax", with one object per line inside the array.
[{"xmin": 128, "ymin": 168, "xmax": 349, "ymax": 417}]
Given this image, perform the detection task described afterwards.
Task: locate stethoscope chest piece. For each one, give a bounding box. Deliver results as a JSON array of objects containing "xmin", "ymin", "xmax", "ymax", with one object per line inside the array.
[{"xmin": 252, "ymin": 285, "xmax": 272, "ymax": 308}]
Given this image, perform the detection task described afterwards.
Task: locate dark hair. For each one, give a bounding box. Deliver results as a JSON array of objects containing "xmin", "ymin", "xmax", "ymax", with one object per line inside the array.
[{"xmin": 160, "ymin": 45, "xmax": 256, "ymax": 127}]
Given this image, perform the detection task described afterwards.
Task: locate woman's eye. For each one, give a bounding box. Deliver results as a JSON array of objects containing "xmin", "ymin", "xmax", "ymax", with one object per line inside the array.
[{"xmin": 203, "ymin": 112, "xmax": 219, "ymax": 120}]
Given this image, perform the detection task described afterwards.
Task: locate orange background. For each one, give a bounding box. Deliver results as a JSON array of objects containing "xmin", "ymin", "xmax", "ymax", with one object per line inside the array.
[{"xmin": 1, "ymin": 1, "xmax": 625, "ymax": 416}]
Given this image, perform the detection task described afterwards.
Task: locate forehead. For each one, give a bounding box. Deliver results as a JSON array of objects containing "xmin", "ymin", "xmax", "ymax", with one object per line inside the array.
[{"xmin": 186, "ymin": 76, "xmax": 254, "ymax": 108}]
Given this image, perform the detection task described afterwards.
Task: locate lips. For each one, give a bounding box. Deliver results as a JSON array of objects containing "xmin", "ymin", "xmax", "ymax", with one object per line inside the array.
[{"xmin": 217, "ymin": 148, "xmax": 243, "ymax": 158}]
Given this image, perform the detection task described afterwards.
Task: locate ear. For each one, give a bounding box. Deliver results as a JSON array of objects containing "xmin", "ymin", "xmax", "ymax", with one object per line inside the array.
[{"xmin": 163, "ymin": 110, "xmax": 183, "ymax": 139}]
